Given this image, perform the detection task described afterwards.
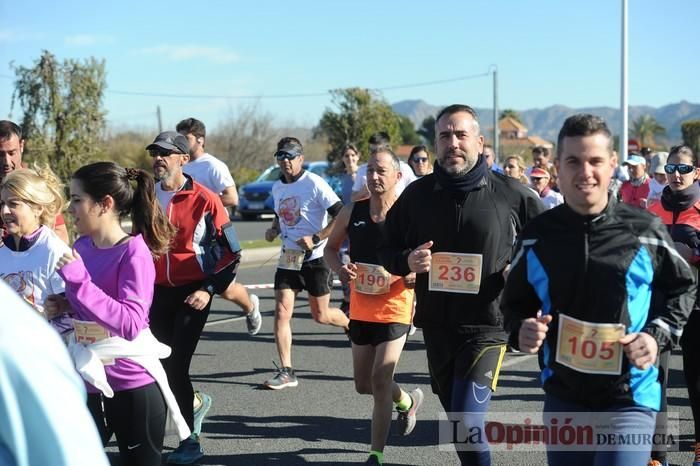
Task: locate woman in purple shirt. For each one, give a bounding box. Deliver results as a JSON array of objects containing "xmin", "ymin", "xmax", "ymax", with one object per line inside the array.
[{"xmin": 53, "ymin": 162, "xmax": 176, "ymax": 466}]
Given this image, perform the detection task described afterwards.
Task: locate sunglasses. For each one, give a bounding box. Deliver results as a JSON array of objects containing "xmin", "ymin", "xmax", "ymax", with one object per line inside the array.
[
  {"xmin": 664, "ymin": 163, "xmax": 695, "ymax": 175},
  {"xmin": 148, "ymin": 149, "xmax": 177, "ymax": 158},
  {"xmin": 274, "ymin": 151, "xmax": 300, "ymax": 161},
  {"xmin": 411, "ymin": 157, "xmax": 429, "ymax": 163}
]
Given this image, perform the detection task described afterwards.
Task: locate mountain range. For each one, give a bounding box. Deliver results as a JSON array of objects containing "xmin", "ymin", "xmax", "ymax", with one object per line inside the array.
[{"xmin": 392, "ymin": 100, "xmax": 700, "ymax": 145}]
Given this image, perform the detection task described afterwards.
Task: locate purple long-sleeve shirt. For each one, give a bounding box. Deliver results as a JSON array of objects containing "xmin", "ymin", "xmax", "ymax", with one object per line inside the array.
[{"xmin": 59, "ymin": 234, "xmax": 156, "ymax": 392}]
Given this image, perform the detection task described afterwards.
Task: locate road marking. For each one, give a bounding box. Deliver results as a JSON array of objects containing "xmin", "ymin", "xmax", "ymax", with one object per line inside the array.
[
  {"xmin": 205, "ymin": 316, "xmax": 246, "ymax": 327},
  {"xmin": 501, "ymin": 354, "xmax": 536, "ymax": 368}
]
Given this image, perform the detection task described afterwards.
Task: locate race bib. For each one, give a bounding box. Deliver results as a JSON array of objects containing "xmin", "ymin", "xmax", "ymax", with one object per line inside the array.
[
  {"xmin": 73, "ymin": 319, "xmax": 114, "ymax": 365},
  {"xmin": 355, "ymin": 262, "xmax": 391, "ymax": 295},
  {"xmin": 428, "ymin": 252, "xmax": 482, "ymax": 294},
  {"xmin": 278, "ymin": 248, "xmax": 305, "ymax": 271},
  {"xmin": 555, "ymin": 313, "xmax": 625, "ymax": 375}
]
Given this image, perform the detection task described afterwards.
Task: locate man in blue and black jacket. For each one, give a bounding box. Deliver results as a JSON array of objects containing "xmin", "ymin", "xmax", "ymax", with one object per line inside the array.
[{"xmin": 502, "ymin": 114, "xmax": 696, "ymax": 466}]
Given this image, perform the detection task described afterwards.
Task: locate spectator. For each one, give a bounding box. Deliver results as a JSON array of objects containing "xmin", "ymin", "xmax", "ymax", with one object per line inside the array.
[{"xmin": 620, "ymin": 155, "xmax": 650, "ymax": 208}]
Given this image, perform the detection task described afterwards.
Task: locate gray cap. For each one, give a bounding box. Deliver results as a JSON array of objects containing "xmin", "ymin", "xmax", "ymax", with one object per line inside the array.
[{"xmin": 146, "ymin": 131, "xmax": 189, "ymax": 154}]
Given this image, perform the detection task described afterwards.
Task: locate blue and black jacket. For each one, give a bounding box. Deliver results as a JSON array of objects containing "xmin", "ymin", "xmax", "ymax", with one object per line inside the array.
[{"xmin": 502, "ymin": 198, "xmax": 696, "ymax": 410}]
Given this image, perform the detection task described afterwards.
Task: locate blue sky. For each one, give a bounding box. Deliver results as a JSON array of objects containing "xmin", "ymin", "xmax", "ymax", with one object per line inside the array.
[{"xmin": 1, "ymin": 0, "xmax": 698, "ymax": 133}]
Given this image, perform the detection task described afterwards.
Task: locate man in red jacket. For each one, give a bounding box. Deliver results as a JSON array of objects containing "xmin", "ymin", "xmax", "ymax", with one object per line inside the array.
[
  {"xmin": 619, "ymin": 154, "xmax": 651, "ymax": 208},
  {"xmin": 147, "ymin": 131, "xmax": 240, "ymax": 465}
]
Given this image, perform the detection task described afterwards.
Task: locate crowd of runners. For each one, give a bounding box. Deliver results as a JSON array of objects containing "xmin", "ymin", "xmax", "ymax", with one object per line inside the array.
[{"xmin": 1, "ymin": 105, "xmax": 699, "ymax": 466}]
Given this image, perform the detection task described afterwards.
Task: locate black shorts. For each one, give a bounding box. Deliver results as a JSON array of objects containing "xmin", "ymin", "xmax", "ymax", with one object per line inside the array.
[
  {"xmin": 349, "ymin": 320, "xmax": 410, "ymax": 347},
  {"xmin": 422, "ymin": 326, "xmax": 507, "ymax": 411},
  {"xmin": 274, "ymin": 257, "xmax": 331, "ymax": 297}
]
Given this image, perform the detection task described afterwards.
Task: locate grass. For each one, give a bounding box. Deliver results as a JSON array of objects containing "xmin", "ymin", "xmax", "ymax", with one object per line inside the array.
[{"xmin": 241, "ymin": 238, "xmax": 281, "ymax": 249}]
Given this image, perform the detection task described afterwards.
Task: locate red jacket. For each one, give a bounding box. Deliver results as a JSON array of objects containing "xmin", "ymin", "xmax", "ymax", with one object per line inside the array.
[
  {"xmin": 155, "ymin": 176, "xmax": 239, "ymax": 287},
  {"xmin": 620, "ymin": 178, "xmax": 650, "ymax": 208}
]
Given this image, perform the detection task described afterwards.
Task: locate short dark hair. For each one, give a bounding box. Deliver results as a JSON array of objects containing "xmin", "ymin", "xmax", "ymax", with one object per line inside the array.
[
  {"xmin": 0, "ymin": 120, "xmax": 22, "ymax": 141},
  {"xmin": 368, "ymin": 131, "xmax": 391, "ymax": 152},
  {"xmin": 532, "ymin": 145, "xmax": 550, "ymax": 158},
  {"xmin": 176, "ymin": 118, "xmax": 206, "ymax": 139},
  {"xmin": 277, "ymin": 136, "xmax": 303, "ymax": 154},
  {"xmin": 370, "ymin": 146, "xmax": 401, "ymax": 172},
  {"xmin": 435, "ymin": 104, "xmax": 479, "ymax": 126},
  {"xmin": 668, "ymin": 144, "xmax": 698, "ymax": 167},
  {"xmin": 556, "ymin": 114, "xmax": 613, "ymax": 158}
]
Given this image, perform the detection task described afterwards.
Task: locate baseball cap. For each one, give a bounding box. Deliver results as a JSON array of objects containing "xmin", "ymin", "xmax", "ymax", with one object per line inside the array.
[
  {"xmin": 624, "ymin": 155, "xmax": 646, "ymax": 166},
  {"xmin": 651, "ymin": 152, "xmax": 669, "ymax": 175},
  {"xmin": 530, "ymin": 167, "xmax": 550, "ymax": 178},
  {"xmin": 146, "ymin": 131, "xmax": 189, "ymax": 154}
]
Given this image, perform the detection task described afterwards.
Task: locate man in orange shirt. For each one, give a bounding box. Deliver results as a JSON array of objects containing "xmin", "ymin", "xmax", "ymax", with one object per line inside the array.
[{"xmin": 325, "ymin": 148, "xmax": 421, "ymax": 466}]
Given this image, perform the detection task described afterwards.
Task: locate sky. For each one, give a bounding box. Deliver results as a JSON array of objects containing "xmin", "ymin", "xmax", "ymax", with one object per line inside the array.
[{"xmin": 1, "ymin": 0, "xmax": 698, "ymax": 133}]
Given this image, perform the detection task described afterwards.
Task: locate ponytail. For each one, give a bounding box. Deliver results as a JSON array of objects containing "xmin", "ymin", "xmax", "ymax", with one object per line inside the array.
[{"xmin": 129, "ymin": 168, "xmax": 176, "ymax": 258}]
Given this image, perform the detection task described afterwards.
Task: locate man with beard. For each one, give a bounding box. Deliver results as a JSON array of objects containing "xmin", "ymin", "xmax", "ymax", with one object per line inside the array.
[
  {"xmin": 379, "ymin": 104, "xmax": 543, "ymax": 465},
  {"xmin": 148, "ymin": 131, "xmax": 240, "ymax": 464}
]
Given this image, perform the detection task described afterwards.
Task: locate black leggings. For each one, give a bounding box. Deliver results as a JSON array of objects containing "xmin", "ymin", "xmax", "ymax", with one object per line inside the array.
[
  {"xmin": 149, "ymin": 283, "xmax": 211, "ymax": 431},
  {"xmin": 87, "ymin": 383, "xmax": 166, "ymax": 466},
  {"xmin": 682, "ymin": 310, "xmax": 700, "ymax": 442}
]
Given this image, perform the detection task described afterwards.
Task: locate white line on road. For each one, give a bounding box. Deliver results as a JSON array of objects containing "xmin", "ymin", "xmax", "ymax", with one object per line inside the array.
[{"xmin": 204, "ymin": 315, "xmax": 246, "ymax": 327}]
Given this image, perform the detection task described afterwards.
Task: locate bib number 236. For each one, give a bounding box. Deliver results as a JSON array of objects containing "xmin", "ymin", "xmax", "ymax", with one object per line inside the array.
[{"xmin": 428, "ymin": 252, "xmax": 482, "ymax": 294}]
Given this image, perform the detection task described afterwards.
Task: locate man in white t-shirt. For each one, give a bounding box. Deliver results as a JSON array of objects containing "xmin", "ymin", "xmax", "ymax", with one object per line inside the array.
[
  {"xmin": 176, "ymin": 118, "xmax": 261, "ymax": 335},
  {"xmin": 263, "ymin": 137, "xmax": 349, "ymax": 390}
]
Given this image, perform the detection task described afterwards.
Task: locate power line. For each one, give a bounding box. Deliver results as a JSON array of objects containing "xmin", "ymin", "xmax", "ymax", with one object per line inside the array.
[{"xmin": 106, "ymin": 72, "xmax": 490, "ymax": 101}]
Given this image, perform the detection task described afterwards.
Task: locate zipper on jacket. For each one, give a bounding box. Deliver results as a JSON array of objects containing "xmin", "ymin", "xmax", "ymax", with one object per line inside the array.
[{"xmin": 165, "ymin": 198, "xmax": 176, "ymax": 286}]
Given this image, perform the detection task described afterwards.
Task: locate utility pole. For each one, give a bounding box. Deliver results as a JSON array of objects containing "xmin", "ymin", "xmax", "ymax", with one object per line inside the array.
[
  {"xmin": 156, "ymin": 105, "xmax": 163, "ymax": 133},
  {"xmin": 492, "ymin": 66, "xmax": 499, "ymax": 162},
  {"xmin": 620, "ymin": 0, "xmax": 628, "ymax": 162}
]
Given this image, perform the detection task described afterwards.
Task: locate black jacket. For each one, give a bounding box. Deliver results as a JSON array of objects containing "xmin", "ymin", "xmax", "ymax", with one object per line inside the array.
[
  {"xmin": 501, "ymin": 199, "xmax": 697, "ymax": 409},
  {"xmin": 379, "ymin": 170, "xmax": 543, "ymax": 329}
]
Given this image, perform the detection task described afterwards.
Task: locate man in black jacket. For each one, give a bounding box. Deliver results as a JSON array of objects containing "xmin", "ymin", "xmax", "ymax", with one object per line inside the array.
[
  {"xmin": 502, "ymin": 114, "xmax": 696, "ymax": 465},
  {"xmin": 379, "ymin": 104, "xmax": 543, "ymax": 466}
]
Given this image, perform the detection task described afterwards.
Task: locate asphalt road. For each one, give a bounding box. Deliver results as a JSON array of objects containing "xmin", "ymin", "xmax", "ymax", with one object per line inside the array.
[{"xmin": 107, "ymin": 258, "xmax": 695, "ymax": 466}]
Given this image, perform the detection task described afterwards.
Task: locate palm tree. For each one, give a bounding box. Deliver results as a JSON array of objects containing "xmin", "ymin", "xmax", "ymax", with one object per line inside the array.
[
  {"xmin": 499, "ymin": 109, "xmax": 522, "ymax": 123},
  {"xmin": 630, "ymin": 115, "xmax": 666, "ymax": 148}
]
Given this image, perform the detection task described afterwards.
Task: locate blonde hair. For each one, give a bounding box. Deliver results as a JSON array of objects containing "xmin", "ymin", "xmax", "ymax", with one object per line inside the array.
[{"xmin": 0, "ymin": 165, "xmax": 65, "ymax": 228}]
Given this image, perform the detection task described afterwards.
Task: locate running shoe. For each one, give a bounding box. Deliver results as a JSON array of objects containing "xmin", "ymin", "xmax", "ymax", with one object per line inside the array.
[
  {"xmin": 408, "ymin": 323, "xmax": 417, "ymax": 336},
  {"xmin": 365, "ymin": 454, "xmax": 382, "ymax": 464},
  {"xmin": 246, "ymin": 294, "xmax": 262, "ymax": 335},
  {"xmin": 396, "ymin": 388, "xmax": 424, "ymax": 436},
  {"xmin": 263, "ymin": 362, "xmax": 298, "ymax": 390},
  {"xmin": 192, "ymin": 391, "xmax": 212, "ymax": 436},
  {"xmin": 167, "ymin": 434, "xmax": 204, "ymax": 464}
]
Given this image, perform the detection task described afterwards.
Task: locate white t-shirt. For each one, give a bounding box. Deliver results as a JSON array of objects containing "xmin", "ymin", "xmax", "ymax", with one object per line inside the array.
[
  {"xmin": 183, "ymin": 153, "xmax": 235, "ymax": 194},
  {"xmin": 352, "ymin": 161, "xmax": 417, "ymax": 196},
  {"xmin": 540, "ymin": 190, "xmax": 564, "ymax": 210},
  {"xmin": 272, "ymin": 171, "xmax": 340, "ymax": 262},
  {"xmin": 0, "ymin": 226, "xmax": 70, "ymax": 311}
]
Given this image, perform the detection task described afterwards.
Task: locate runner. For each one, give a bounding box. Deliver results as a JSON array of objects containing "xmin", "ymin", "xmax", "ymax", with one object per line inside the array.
[
  {"xmin": 0, "ymin": 120, "xmax": 69, "ymax": 242},
  {"xmin": 529, "ymin": 167, "xmax": 564, "ymax": 209},
  {"xmin": 0, "ymin": 166, "xmax": 72, "ymax": 339},
  {"xmin": 502, "ymin": 114, "xmax": 696, "ymax": 466},
  {"xmin": 147, "ymin": 131, "xmax": 241, "ymax": 464},
  {"xmin": 263, "ymin": 136, "xmax": 349, "ymax": 389},
  {"xmin": 338, "ymin": 143, "xmax": 361, "ymax": 314},
  {"xmin": 325, "ymin": 148, "xmax": 421, "ymax": 465},
  {"xmin": 55, "ymin": 161, "xmax": 185, "ymax": 466},
  {"xmin": 379, "ymin": 104, "xmax": 543, "ymax": 466},
  {"xmin": 647, "ymin": 144, "xmax": 700, "ymax": 466},
  {"xmin": 176, "ymin": 117, "xmax": 260, "ymax": 436}
]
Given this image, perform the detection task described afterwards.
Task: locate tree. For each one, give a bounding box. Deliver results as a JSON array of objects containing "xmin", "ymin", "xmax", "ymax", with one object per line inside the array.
[
  {"xmin": 630, "ymin": 114, "xmax": 666, "ymax": 148},
  {"xmin": 314, "ymin": 88, "xmax": 401, "ymax": 165},
  {"xmin": 398, "ymin": 115, "xmax": 421, "ymax": 146},
  {"xmin": 499, "ymin": 109, "xmax": 522, "ymax": 123},
  {"xmin": 416, "ymin": 115, "xmax": 436, "ymax": 150},
  {"xmin": 11, "ymin": 50, "xmax": 106, "ymax": 181},
  {"xmin": 208, "ymin": 103, "xmax": 280, "ymax": 185},
  {"xmin": 682, "ymin": 120, "xmax": 700, "ymax": 156}
]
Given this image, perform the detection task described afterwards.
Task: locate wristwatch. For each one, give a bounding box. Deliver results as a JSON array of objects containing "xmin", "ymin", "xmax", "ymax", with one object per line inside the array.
[
  {"xmin": 203, "ymin": 284, "xmax": 216, "ymax": 297},
  {"xmin": 312, "ymin": 234, "xmax": 321, "ymax": 245}
]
